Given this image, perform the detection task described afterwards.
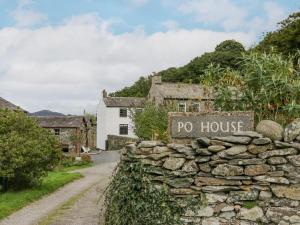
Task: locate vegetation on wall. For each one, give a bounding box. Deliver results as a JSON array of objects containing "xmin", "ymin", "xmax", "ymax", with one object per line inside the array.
[
  {"xmin": 104, "ymin": 161, "xmax": 184, "ymax": 225},
  {"xmin": 0, "ymin": 109, "xmax": 61, "ymax": 191},
  {"xmin": 213, "ymin": 51, "xmax": 300, "ymax": 124}
]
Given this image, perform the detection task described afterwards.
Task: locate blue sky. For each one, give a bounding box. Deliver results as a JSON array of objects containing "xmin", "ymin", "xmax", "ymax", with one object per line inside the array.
[{"xmin": 0, "ymin": 0, "xmax": 299, "ymax": 114}]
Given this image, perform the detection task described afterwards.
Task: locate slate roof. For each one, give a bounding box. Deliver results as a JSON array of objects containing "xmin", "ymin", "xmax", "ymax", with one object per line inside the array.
[
  {"xmin": 154, "ymin": 83, "xmax": 214, "ymax": 100},
  {"xmin": 33, "ymin": 116, "xmax": 86, "ymax": 128},
  {"xmin": 0, "ymin": 97, "xmax": 25, "ymax": 111},
  {"xmin": 104, "ymin": 97, "xmax": 146, "ymax": 107}
]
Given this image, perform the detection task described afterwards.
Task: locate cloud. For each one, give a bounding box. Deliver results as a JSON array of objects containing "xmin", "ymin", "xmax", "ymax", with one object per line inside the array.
[
  {"xmin": 11, "ymin": 0, "xmax": 47, "ymax": 27},
  {"xmin": 178, "ymin": 0, "xmax": 247, "ymax": 31},
  {"xmin": 177, "ymin": 0, "xmax": 287, "ymax": 34},
  {"xmin": 0, "ymin": 14, "xmax": 255, "ymax": 114}
]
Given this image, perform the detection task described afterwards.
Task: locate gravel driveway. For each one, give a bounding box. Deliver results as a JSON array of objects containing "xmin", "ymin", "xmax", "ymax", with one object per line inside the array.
[{"xmin": 0, "ymin": 151, "xmax": 120, "ymax": 225}]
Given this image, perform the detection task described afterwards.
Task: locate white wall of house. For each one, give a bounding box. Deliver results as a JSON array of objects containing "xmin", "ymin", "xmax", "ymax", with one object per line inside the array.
[{"xmin": 97, "ymin": 93, "xmax": 137, "ymax": 150}]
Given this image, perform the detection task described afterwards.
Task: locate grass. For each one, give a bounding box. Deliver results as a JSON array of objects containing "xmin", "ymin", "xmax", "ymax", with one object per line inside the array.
[
  {"xmin": 58, "ymin": 163, "xmax": 93, "ymax": 172},
  {"xmin": 0, "ymin": 171, "xmax": 83, "ymax": 220},
  {"xmin": 243, "ymin": 201, "xmax": 257, "ymax": 209}
]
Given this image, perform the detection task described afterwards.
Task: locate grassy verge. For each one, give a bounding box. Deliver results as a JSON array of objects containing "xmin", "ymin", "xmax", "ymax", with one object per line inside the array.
[
  {"xmin": 59, "ymin": 163, "xmax": 93, "ymax": 172},
  {"xmin": 0, "ymin": 171, "xmax": 82, "ymax": 220}
]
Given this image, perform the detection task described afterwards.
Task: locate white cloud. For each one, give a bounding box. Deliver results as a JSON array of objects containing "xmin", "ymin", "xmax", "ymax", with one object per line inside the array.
[
  {"xmin": 11, "ymin": 0, "xmax": 47, "ymax": 27},
  {"xmin": 178, "ymin": 0, "xmax": 247, "ymax": 31},
  {"xmin": 0, "ymin": 14, "xmax": 255, "ymax": 114},
  {"xmin": 177, "ymin": 0, "xmax": 287, "ymax": 34}
]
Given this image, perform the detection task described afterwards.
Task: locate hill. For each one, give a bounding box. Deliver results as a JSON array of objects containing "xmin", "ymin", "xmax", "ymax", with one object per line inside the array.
[{"xmin": 30, "ymin": 110, "xmax": 65, "ymax": 117}]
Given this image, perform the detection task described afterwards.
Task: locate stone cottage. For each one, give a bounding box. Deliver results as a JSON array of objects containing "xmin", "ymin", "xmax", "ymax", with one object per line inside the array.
[
  {"xmin": 148, "ymin": 75, "xmax": 215, "ymax": 112},
  {"xmin": 34, "ymin": 116, "xmax": 95, "ymax": 154}
]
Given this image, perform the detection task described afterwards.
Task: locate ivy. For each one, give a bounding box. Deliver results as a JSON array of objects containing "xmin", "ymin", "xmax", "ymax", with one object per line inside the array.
[{"xmin": 104, "ymin": 161, "xmax": 185, "ymax": 225}]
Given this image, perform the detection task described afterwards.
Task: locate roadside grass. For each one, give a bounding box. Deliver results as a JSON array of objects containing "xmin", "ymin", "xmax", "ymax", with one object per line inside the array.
[
  {"xmin": 58, "ymin": 162, "xmax": 93, "ymax": 172},
  {"xmin": 0, "ymin": 171, "xmax": 83, "ymax": 220}
]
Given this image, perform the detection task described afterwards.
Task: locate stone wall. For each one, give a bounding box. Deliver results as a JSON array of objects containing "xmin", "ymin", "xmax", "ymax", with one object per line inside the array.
[
  {"xmin": 121, "ymin": 120, "xmax": 300, "ymax": 225},
  {"xmin": 107, "ymin": 135, "xmax": 138, "ymax": 150}
]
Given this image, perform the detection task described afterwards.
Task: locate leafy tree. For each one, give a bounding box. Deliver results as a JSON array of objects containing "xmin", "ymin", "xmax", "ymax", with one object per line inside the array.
[
  {"xmin": 132, "ymin": 104, "xmax": 174, "ymax": 140},
  {"xmin": 256, "ymin": 11, "xmax": 300, "ymax": 57},
  {"xmin": 0, "ymin": 109, "xmax": 61, "ymax": 191},
  {"xmin": 111, "ymin": 40, "xmax": 245, "ymax": 96},
  {"xmin": 110, "ymin": 76, "xmax": 151, "ymax": 97}
]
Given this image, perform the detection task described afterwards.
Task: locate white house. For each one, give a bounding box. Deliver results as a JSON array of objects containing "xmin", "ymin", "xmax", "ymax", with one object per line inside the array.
[{"xmin": 97, "ymin": 90, "xmax": 146, "ymax": 150}]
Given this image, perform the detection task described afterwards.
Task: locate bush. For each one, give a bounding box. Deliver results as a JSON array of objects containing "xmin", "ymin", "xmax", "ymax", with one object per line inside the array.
[
  {"xmin": 104, "ymin": 161, "xmax": 184, "ymax": 225},
  {"xmin": 212, "ymin": 51, "xmax": 300, "ymax": 124},
  {"xmin": 80, "ymin": 154, "xmax": 92, "ymax": 163},
  {"xmin": 132, "ymin": 103, "xmax": 173, "ymax": 141},
  {"xmin": 0, "ymin": 109, "xmax": 61, "ymax": 191}
]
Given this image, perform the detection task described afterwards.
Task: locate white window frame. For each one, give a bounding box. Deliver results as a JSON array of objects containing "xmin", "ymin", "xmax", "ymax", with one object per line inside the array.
[{"xmin": 178, "ymin": 101, "xmax": 186, "ymax": 112}]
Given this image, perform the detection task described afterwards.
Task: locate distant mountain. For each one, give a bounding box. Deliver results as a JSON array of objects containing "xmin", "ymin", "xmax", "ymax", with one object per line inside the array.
[{"xmin": 30, "ymin": 110, "xmax": 65, "ymax": 117}]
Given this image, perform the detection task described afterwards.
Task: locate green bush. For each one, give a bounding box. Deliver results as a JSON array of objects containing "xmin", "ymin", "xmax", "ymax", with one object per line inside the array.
[
  {"xmin": 104, "ymin": 161, "xmax": 184, "ymax": 225},
  {"xmin": 212, "ymin": 51, "xmax": 300, "ymax": 124},
  {"xmin": 132, "ymin": 103, "xmax": 173, "ymax": 141},
  {"xmin": 0, "ymin": 109, "xmax": 61, "ymax": 191}
]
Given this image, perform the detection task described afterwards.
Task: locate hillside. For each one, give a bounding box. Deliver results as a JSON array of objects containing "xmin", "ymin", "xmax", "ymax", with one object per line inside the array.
[{"xmin": 30, "ymin": 110, "xmax": 65, "ymax": 117}]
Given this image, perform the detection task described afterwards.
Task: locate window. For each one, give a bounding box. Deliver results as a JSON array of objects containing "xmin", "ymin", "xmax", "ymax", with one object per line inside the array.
[
  {"xmin": 54, "ymin": 128, "xmax": 60, "ymax": 136},
  {"xmin": 135, "ymin": 108, "xmax": 143, "ymax": 114},
  {"xmin": 120, "ymin": 108, "xmax": 127, "ymax": 117},
  {"xmin": 191, "ymin": 102, "xmax": 200, "ymax": 112},
  {"xmin": 178, "ymin": 102, "xmax": 186, "ymax": 112},
  {"xmin": 119, "ymin": 124, "xmax": 128, "ymax": 135}
]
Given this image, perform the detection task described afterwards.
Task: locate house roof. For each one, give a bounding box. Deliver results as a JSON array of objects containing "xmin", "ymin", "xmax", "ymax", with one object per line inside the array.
[
  {"xmin": 33, "ymin": 116, "xmax": 86, "ymax": 128},
  {"xmin": 0, "ymin": 97, "xmax": 25, "ymax": 111},
  {"xmin": 104, "ymin": 97, "xmax": 146, "ymax": 107},
  {"xmin": 153, "ymin": 83, "xmax": 214, "ymax": 100}
]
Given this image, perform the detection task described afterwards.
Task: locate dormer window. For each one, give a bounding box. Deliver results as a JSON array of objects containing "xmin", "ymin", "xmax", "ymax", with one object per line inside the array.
[{"xmin": 120, "ymin": 108, "xmax": 127, "ymax": 117}]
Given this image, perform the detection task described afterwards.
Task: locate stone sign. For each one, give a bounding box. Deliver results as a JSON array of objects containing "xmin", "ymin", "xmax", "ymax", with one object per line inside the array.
[{"xmin": 169, "ymin": 111, "xmax": 254, "ymax": 139}]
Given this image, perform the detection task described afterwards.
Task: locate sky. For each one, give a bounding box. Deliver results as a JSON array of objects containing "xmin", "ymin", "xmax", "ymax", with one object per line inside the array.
[{"xmin": 0, "ymin": 0, "xmax": 299, "ymax": 114}]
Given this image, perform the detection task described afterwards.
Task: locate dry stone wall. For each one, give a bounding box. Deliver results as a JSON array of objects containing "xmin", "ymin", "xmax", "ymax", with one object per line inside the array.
[{"xmin": 121, "ymin": 120, "xmax": 300, "ymax": 225}]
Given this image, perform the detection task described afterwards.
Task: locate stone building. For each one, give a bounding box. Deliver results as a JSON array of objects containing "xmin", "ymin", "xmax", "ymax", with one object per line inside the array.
[
  {"xmin": 34, "ymin": 116, "xmax": 95, "ymax": 154},
  {"xmin": 0, "ymin": 97, "xmax": 27, "ymax": 113},
  {"xmin": 148, "ymin": 75, "xmax": 214, "ymax": 112}
]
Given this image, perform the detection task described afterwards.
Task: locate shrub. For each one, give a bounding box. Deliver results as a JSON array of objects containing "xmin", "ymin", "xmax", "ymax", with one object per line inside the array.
[
  {"xmin": 212, "ymin": 52, "xmax": 300, "ymax": 124},
  {"xmin": 80, "ymin": 154, "xmax": 92, "ymax": 163},
  {"xmin": 104, "ymin": 161, "xmax": 184, "ymax": 225},
  {"xmin": 132, "ymin": 103, "xmax": 174, "ymax": 141},
  {"xmin": 0, "ymin": 109, "xmax": 61, "ymax": 191}
]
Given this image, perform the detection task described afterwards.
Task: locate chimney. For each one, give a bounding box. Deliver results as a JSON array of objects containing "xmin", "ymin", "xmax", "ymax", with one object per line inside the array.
[
  {"xmin": 102, "ymin": 89, "xmax": 107, "ymax": 98},
  {"xmin": 151, "ymin": 74, "xmax": 162, "ymax": 86}
]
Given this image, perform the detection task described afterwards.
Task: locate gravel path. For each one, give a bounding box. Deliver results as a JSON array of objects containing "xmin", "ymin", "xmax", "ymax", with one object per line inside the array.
[{"xmin": 0, "ymin": 151, "xmax": 120, "ymax": 225}]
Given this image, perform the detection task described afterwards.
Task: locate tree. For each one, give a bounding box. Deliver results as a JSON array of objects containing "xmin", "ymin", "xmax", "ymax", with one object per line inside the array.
[
  {"xmin": 256, "ymin": 11, "xmax": 300, "ymax": 57},
  {"xmin": 0, "ymin": 109, "xmax": 61, "ymax": 191},
  {"xmin": 110, "ymin": 76, "xmax": 151, "ymax": 97},
  {"xmin": 132, "ymin": 104, "xmax": 174, "ymax": 140}
]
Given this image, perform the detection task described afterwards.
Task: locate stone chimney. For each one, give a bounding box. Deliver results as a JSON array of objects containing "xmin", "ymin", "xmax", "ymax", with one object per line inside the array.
[
  {"xmin": 102, "ymin": 89, "xmax": 107, "ymax": 98},
  {"xmin": 151, "ymin": 74, "xmax": 162, "ymax": 86}
]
